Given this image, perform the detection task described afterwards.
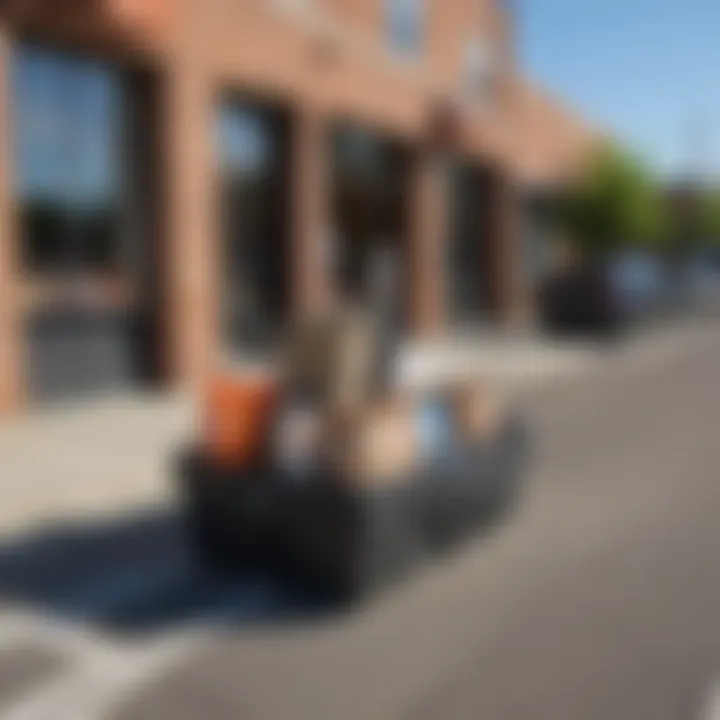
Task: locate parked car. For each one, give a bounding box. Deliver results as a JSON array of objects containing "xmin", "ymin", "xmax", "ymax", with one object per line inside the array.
[
  {"xmin": 538, "ymin": 252, "xmax": 679, "ymax": 336},
  {"xmin": 609, "ymin": 251, "xmax": 669, "ymax": 320},
  {"xmin": 538, "ymin": 263, "xmax": 627, "ymax": 337}
]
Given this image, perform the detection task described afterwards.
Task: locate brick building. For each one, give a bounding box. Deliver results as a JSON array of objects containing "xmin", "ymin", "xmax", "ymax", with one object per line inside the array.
[
  {"xmin": 0, "ymin": 0, "xmax": 593, "ymax": 415},
  {"xmin": 511, "ymin": 79, "xmax": 600, "ymax": 285}
]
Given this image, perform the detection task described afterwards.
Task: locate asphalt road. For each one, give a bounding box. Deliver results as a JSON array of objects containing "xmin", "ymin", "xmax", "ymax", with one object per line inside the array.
[{"xmin": 1, "ymin": 322, "xmax": 720, "ymax": 720}]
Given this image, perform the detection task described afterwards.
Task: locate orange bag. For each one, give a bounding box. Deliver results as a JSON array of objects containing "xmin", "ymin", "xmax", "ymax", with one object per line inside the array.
[{"xmin": 203, "ymin": 375, "xmax": 278, "ymax": 466}]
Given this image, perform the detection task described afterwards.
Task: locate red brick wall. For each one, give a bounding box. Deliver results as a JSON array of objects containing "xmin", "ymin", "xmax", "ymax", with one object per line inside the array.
[
  {"xmin": 408, "ymin": 148, "xmax": 448, "ymax": 335},
  {"xmin": 323, "ymin": 0, "xmax": 514, "ymax": 86},
  {"xmin": 290, "ymin": 105, "xmax": 334, "ymax": 319},
  {"xmin": 162, "ymin": 59, "xmax": 220, "ymax": 392},
  {"xmin": 427, "ymin": 0, "xmax": 512, "ymax": 86},
  {"xmin": 0, "ymin": 25, "xmax": 24, "ymax": 415}
]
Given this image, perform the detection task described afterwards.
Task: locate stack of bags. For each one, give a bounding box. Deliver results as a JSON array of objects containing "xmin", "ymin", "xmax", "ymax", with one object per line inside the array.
[{"xmin": 273, "ymin": 309, "xmax": 505, "ymax": 487}]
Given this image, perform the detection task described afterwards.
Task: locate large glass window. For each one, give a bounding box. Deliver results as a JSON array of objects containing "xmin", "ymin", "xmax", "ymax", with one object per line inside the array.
[
  {"xmin": 13, "ymin": 46, "xmax": 162, "ymax": 398},
  {"xmin": 446, "ymin": 162, "xmax": 494, "ymax": 324},
  {"xmin": 331, "ymin": 125, "xmax": 409, "ymax": 327},
  {"xmin": 217, "ymin": 101, "xmax": 290, "ymax": 353},
  {"xmin": 14, "ymin": 46, "xmax": 125, "ymax": 276},
  {"xmin": 386, "ymin": 0, "xmax": 425, "ymax": 58}
]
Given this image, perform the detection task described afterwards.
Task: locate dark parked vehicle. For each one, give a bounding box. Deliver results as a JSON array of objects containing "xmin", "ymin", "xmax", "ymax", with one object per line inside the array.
[{"xmin": 538, "ymin": 264, "xmax": 628, "ymax": 337}]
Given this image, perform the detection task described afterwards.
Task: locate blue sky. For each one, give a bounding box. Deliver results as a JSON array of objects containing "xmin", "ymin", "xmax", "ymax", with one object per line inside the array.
[{"xmin": 522, "ymin": 0, "xmax": 720, "ymax": 178}]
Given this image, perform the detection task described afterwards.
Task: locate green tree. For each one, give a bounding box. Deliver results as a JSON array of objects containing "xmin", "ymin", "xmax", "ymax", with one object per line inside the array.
[
  {"xmin": 666, "ymin": 186, "xmax": 720, "ymax": 262},
  {"xmin": 556, "ymin": 143, "xmax": 667, "ymax": 259},
  {"xmin": 696, "ymin": 188, "xmax": 720, "ymax": 246}
]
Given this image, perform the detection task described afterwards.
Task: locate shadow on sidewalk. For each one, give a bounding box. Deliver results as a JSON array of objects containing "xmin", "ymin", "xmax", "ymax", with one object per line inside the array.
[{"xmin": 0, "ymin": 508, "xmax": 338, "ymax": 636}]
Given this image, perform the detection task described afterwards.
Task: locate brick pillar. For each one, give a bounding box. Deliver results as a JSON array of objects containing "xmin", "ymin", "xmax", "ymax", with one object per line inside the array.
[
  {"xmin": 163, "ymin": 62, "xmax": 219, "ymax": 391},
  {"xmin": 0, "ymin": 25, "xmax": 23, "ymax": 415},
  {"xmin": 291, "ymin": 105, "xmax": 333, "ymax": 320},
  {"xmin": 408, "ymin": 149, "xmax": 447, "ymax": 336},
  {"xmin": 490, "ymin": 169, "xmax": 527, "ymax": 325}
]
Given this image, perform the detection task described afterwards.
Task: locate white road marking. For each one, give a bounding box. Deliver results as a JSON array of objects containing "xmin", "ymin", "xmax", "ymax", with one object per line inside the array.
[
  {"xmin": 704, "ymin": 681, "xmax": 720, "ymax": 720},
  {"xmin": 0, "ymin": 564, "xmax": 287, "ymax": 720},
  {"xmin": 0, "ymin": 543, "xmax": 224, "ymax": 720},
  {"xmin": 0, "ymin": 641, "xmax": 197, "ymax": 720},
  {"xmin": 0, "ymin": 611, "xmax": 207, "ymax": 720},
  {"xmin": 0, "ymin": 611, "xmax": 112, "ymax": 662},
  {"xmin": 0, "ymin": 614, "xmax": 32, "ymax": 651}
]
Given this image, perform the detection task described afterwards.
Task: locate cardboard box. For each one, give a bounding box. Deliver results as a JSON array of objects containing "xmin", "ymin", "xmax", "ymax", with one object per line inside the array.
[
  {"xmin": 327, "ymin": 398, "xmax": 419, "ymax": 487},
  {"xmin": 284, "ymin": 316, "xmax": 339, "ymax": 400},
  {"xmin": 284, "ymin": 308, "xmax": 380, "ymax": 412},
  {"xmin": 328, "ymin": 309, "xmax": 378, "ymax": 414},
  {"xmin": 449, "ymin": 381, "xmax": 503, "ymax": 440}
]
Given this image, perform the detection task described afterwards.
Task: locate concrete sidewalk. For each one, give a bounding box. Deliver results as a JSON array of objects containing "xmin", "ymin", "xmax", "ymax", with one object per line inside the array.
[
  {"xmin": 0, "ymin": 319, "xmax": 714, "ymax": 538},
  {"xmin": 400, "ymin": 332, "xmax": 597, "ymax": 395},
  {"xmin": 0, "ymin": 394, "xmax": 193, "ymax": 536},
  {"xmin": 404, "ymin": 317, "xmax": 720, "ymax": 394}
]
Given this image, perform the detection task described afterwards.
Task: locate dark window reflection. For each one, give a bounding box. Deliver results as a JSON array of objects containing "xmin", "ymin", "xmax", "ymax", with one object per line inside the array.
[
  {"xmin": 447, "ymin": 163, "xmax": 494, "ymax": 323},
  {"xmin": 331, "ymin": 125, "xmax": 408, "ymax": 305},
  {"xmin": 218, "ymin": 101, "xmax": 290, "ymax": 353}
]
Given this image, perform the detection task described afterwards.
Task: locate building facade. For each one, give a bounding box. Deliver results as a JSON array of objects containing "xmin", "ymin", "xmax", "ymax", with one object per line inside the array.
[
  {"xmin": 0, "ymin": 0, "xmax": 588, "ymax": 414},
  {"xmin": 511, "ymin": 79, "xmax": 601, "ymax": 289}
]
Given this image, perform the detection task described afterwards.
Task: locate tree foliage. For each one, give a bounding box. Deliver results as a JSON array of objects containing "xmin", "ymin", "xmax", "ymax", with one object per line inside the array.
[
  {"xmin": 556, "ymin": 143, "xmax": 667, "ymax": 258},
  {"xmin": 696, "ymin": 188, "xmax": 720, "ymax": 245}
]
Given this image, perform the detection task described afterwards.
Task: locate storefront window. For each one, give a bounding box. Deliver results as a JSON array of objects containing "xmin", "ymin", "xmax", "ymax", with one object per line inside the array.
[
  {"xmin": 217, "ymin": 101, "xmax": 290, "ymax": 353},
  {"xmin": 331, "ymin": 125, "xmax": 408, "ymax": 317},
  {"xmin": 446, "ymin": 163, "xmax": 494, "ymax": 324},
  {"xmin": 13, "ymin": 47, "xmax": 162, "ymax": 398},
  {"xmin": 14, "ymin": 46, "xmax": 124, "ymax": 276}
]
